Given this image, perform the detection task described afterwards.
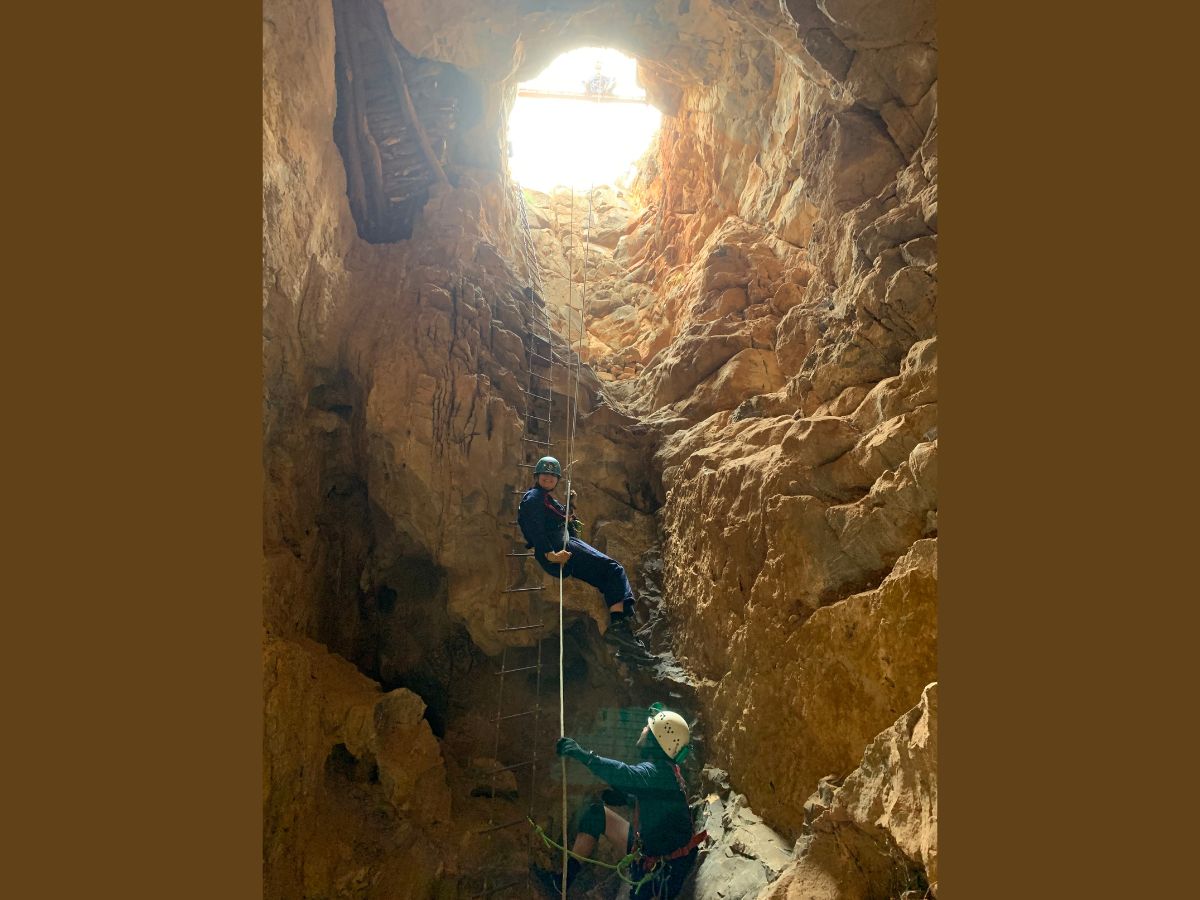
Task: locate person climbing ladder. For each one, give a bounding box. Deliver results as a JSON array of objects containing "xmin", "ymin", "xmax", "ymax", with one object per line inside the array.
[
  {"xmin": 532, "ymin": 704, "xmax": 705, "ymax": 898},
  {"xmin": 518, "ymin": 456, "xmax": 655, "ymax": 665}
]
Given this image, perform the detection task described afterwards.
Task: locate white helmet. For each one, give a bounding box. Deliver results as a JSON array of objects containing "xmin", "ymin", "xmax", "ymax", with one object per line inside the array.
[{"xmin": 647, "ymin": 710, "xmax": 690, "ymax": 760}]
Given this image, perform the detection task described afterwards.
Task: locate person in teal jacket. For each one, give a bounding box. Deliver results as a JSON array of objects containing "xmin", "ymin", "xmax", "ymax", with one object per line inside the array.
[{"xmin": 534, "ymin": 705, "xmax": 706, "ymax": 898}]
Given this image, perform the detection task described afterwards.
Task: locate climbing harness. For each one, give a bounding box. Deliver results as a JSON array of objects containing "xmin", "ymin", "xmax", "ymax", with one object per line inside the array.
[
  {"xmin": 626, "ymin": 763, "xmax": 708, "ymax": 892},
  {"xmin": 530, "ymin": 803, "xmax": 706, "ymax": 900},
  {"xmin": 530, "ymin": 732, "xmax": 706, "ymax": 897},
  {"xmin": 528, "ymin": 817, "xmax": 659, "ymax": 894}
]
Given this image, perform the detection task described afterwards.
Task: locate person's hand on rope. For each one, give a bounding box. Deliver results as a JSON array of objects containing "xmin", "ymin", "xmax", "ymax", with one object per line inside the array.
[
  {"xmin": 546, "ymin": 549, "xmax": 572, "ymax": 565},
  {"xmin": 556, "ymin": 737, "xmax": 592, "ymax": 762}
]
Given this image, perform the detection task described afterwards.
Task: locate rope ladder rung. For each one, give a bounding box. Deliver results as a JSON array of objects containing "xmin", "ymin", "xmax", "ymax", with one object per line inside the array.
[
  {"xmin": 495, "ymin": 708, "xmax": 540, "ymax": 722},
  {"xmin": 484, "ymin": 759, "xmax": 536, "ymax": 775},
  {"xmin": 534, "ymin": 348, "xmax": 567, "ymax": 366},
  {"xmin": 475, "ymin": 879, "xmax": 524, "ymax": 897},
  {"xmin": 493, "ymin": 664, "xmax": 540, "ymax": 676},
  {"xmin": 477, "ymin": 819, "xmax": 527, "ymax": 835}
]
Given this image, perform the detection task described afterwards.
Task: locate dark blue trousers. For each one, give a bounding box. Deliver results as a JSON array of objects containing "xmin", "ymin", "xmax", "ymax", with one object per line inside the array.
[{"xmin": 537, "ymin": 537, "xmax": 634, "ymax": 611}]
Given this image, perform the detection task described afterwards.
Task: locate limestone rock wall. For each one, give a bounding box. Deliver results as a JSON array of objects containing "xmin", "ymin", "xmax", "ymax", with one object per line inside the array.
[
  {"xmin": 759, "ymin": 683, "xmax": 939, "ymax": 899},
  {"xmin": 265, "ymin": 0, "xmax": 664, "ymax": 663},
  {"xmin": 264, "ymin": 0, "xmax": 938, "ymax": 895},
  {"xmin": 342, "ymin": 181, "xmax": 660, "ymax": 668},
  {"xmin": 609, "ymin": 0, "xmax": 939, "ymax": 859},
  {"xmin": 690, "ymin": 774, "xmax": 797, "ymax": 900},
  {"xmin": 703, "ymin": 538, "xmax": 937, "ymax": 840},
  {"xmin": 263, "ymin": 0, "xmax": 361, "ymax": 642},
  {"xmin": 263, "ymin": 2, "xmax": 670, "ymax": 893},
  {"xmin": 263, "ymin": 636, "xmax": 451, "ymax": 898},
  {"xmin": 521, "ymin": 186, "xmax": 650, "ymax": 378}
]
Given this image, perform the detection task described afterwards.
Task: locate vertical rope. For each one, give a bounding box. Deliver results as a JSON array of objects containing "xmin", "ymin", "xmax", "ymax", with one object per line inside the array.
[
  {"xmin": 557, "ymin": 186, "xmax": 575, "ymax": 900},
  {"xmin": 554, "ymin": 177, "xmax": 595, "ymax": 897},
  {"xmin": 558, "ymin": 575, "xmax": 567, "ymax": 898},
  {"xmin": 573, "ymin": 185, "xmax": 594, "ymax": 463}
]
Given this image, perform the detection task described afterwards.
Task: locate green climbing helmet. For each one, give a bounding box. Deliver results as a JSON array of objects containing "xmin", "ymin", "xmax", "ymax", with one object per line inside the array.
[{"xmin": 534, "ymin": 456, "xmax": 562, "ymax": 477}]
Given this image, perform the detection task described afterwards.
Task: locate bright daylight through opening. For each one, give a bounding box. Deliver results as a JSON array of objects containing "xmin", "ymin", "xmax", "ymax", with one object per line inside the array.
[{"xmin": 507, "ymin": 47, "xmax": 662, "ymax": 192}]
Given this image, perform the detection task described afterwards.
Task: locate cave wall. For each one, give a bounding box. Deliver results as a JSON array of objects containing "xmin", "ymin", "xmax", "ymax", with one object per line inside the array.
[
  {"xmin": 264, "ymin": 0, "xmax": 938, "ymax": 895},
  {"xmin": 263, "ymin": 636, "xmax": 451, "ymax": 897},
  {"xmin": 263, "ymin": 2, "xmax": 672, "ymax": 894},
  {"xmin": 587, "ymin": 0, "xmax": 939, "ymax": 849},
  {"xmin": 264, "ymin": 0, "xmax": 359, "ymax": 642},
  {"xmin": 760, "ymin": 681, "xmax": 938, "ymax": 899}
]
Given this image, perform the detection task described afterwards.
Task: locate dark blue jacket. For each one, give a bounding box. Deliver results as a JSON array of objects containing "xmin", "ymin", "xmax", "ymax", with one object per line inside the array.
[
  {"xmin": 518, "ymin": 486, "xmax": 571, "ymax": 559},
  {"xmin": 580, "ymin": 753, "xmax": 693, "ymax": 857}
]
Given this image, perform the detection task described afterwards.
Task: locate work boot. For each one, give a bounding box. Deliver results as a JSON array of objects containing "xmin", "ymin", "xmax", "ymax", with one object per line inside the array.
[{"xmin": 604, "ymin": 616, "xmax": 656, "ymax": 665}]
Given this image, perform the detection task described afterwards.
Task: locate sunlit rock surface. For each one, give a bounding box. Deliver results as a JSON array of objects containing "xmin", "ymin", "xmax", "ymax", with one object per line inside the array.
[
  {"xmin": 264, "ymin": 0, "xmax": 937, "ymax": 895},
  {"xmin": 759, "ymin": 683, "xmax": 939, "ymax": 899}
]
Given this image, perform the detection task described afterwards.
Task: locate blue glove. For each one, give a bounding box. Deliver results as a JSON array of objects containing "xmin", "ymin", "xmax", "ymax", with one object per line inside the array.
[{"xmin": 556, "ymin": 737, "xmax": 590, "ymax": 761}]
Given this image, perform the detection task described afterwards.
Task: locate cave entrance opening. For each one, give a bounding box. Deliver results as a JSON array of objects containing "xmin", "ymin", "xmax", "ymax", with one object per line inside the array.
[{"xmin": 508, "ymin": 47, "xmax": 661, "ymax": 192}]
